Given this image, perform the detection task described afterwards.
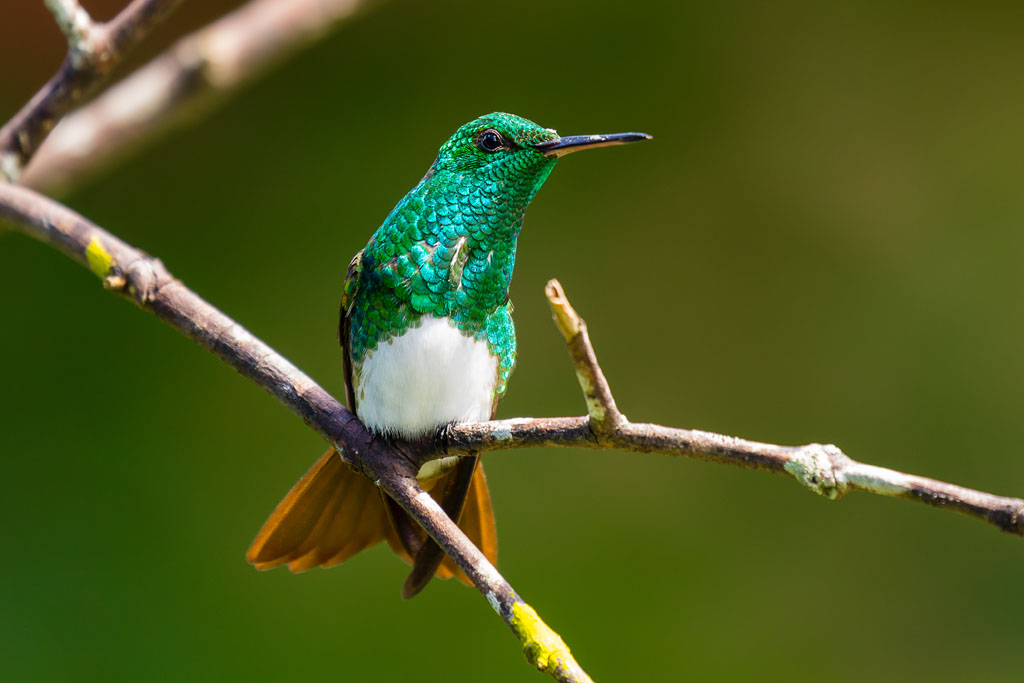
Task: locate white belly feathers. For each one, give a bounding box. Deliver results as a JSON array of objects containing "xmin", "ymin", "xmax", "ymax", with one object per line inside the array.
[{"xmin": 354, "ymin": 316, "xmax": 497, "ymax": 438}]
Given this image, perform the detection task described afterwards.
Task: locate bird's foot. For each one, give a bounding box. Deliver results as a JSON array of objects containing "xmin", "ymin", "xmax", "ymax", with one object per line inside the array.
[{"xmin": 434, "ymin": 422, "xmax": 456, "ymax": 455}]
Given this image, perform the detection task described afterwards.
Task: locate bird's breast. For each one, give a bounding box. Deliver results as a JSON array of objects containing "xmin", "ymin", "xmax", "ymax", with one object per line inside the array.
[{"xmin": 353, "ymin": 315, "xmax": 496, "ymax": 438}]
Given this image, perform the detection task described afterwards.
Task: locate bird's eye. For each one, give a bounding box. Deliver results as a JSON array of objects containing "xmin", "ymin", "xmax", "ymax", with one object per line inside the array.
[{"xmin": 477, "ymin": 129, "xmax": 505, "ymax": 153}]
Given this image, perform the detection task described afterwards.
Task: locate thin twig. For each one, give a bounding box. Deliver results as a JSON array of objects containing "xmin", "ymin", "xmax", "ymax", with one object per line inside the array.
[
  {"xmin": 544, "ymin": 280, "xmax": 624, "ymax": 435},
  {"xmin": 22, "ymin": 0, "xmax": 372, "ymax": 193},
  {"xmin": 428, "ymin": 281, "xmax": 1024, "ymax": 538},
  {"xmin": 0, "ymin": 0, "xmax": 182, "ymax": 182},
  {"xmin": 0, "ymin": 181, "xmax": 593, "ymax": 683}
]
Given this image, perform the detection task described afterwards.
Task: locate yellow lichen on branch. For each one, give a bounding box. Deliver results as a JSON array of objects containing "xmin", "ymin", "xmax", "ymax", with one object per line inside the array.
[
  {"xmin": 85, "ymin": 238, "xmax": 114, "ymax": 279},
  {"xmin": 511, "ymin": 601, "xmax": 593, "ymax": 683}
]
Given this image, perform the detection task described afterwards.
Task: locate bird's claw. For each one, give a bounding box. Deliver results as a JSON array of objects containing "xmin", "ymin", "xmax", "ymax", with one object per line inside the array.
[{"xmin": 434, "ymin": 422, "xmax": 456, "ymax": 455}]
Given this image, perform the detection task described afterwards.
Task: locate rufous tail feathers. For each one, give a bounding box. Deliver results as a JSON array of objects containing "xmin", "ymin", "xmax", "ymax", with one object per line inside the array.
[{"xmin": 247, "ymin": 447, "xmax": 497, "ymax": 590}]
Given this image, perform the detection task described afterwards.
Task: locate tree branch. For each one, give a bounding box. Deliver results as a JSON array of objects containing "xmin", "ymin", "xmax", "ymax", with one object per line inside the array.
[
  {"xmin": 0, "ymin": 180, "xmax": 593, "ymax": 683},
  {"xmin": 4, "ymin": 169, "xmax": 1023, "ymax": 678},
  {"xmin": 429, "ymin": 281, "xmax": 1024, "ymax": 538},
  {"xmin": 21, "ymin": 0, "xmax": 372, "ymax": 193},
  {"xmin": 4, "ymin": 4, "xmax": 1019, "ymax": 681},
  {"xmin": 0, "ymin": 0, "xmax": 182, "ymax": 182}
]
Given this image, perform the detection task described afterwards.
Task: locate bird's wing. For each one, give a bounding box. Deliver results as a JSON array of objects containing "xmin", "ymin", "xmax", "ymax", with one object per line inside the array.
[
  {"xmin": 338, "ymin": 249, "xmax": 364, "ymax": 412},
  {"xmin": 337, "ymin": 247, "xmax": 433, "ymax": 566}
]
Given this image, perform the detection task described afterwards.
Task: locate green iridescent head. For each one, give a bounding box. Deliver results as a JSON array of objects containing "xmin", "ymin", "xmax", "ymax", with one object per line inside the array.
[
  {"xmin": 426, "ymin": 112, "xmax": 652, "ymax": 214},
  {"xmin": 437, "ymin": 112, "xmax": 560, "ymax": 168},
  {"xmin": 429, "ymin": 113, "xmax": 560, "ymax": 208}
]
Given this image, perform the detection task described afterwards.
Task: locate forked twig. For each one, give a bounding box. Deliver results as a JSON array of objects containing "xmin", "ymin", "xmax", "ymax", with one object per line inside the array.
[
  {"xmin": 22, "ymin": 0, "xmax": 372, "ymax": 192},
  {"xmin": 435, "ymin": 280, "xmax": 1024, "ymax": 537},
  {"xmin": 0, "ymin": 0, "xmax": 182, "ymax": 182}
]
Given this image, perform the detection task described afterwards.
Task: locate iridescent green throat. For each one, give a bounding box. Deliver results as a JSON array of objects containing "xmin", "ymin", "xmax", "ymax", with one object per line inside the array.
[{"xmin": 345, "ymin": 113, "xmax": 560, "ymax": 397}]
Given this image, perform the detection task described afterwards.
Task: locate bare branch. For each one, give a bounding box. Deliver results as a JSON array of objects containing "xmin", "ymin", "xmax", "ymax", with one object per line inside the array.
[
  {"xmin": 22, "ymin": 0, "xmax": 372, "ymax": 193},
  {"xmin": 442, "ymin": 416, "xmax": 1024, "ymax": 535},
  {"xmin": 0, "ymin": 0, "xmax": 182, "ymax": 182},
  {"xmin": 0, "ymin": 181, "xmax": 593, "ymax": 683},
  {"xmin": 428, "ymin": 281, "xmax": 1024, "ymax": 539}
]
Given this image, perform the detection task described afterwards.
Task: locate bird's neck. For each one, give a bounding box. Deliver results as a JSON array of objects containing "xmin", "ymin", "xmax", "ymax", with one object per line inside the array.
[{"xmin": 371, "ymin": 176, "xmax": 535, "ymax": 313}]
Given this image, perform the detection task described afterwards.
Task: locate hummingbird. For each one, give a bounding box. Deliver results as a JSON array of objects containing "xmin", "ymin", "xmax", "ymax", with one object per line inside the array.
[{"xmin": 246, "ymin": 113, "xmax": 650, "ymax": 598}]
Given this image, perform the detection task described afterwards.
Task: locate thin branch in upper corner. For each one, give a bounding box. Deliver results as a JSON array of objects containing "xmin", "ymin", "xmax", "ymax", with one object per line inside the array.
[
  {"xmin": 44, "ymin": 0, "xmax": 98, "ymax": 62},
  {"xmin": 0, "ymin": 0, "xmax": 182, "ymax": 182},
  {"xmin": 22, "ymin": 0, "xmax": 372, "ymax": 193}
]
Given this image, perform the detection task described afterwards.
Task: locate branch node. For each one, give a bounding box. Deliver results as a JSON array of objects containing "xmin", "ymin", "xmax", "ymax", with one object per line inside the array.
[
  {"xmin": 102, "ymin": 273, "xmax": 128, "ymax": 290},
  {"xmin": 45, "ymin": 0, "xmax": 99, "ymax": 64},
  {"xmin": 784, "ymin": 443, "xmax": 849, "ymax": 499},
  {"xmin": 1012, "ymin": 504, "xmax": 1024, "ymax": 535},
  {"xmin": 122, "ymin": 256, "xmax": 166, "ymax": 304}
]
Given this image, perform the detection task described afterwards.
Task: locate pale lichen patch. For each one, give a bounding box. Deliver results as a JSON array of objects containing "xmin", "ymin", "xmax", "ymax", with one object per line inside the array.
[
  {"xmin": 845, "ymin": 463, "xmax": 912, "ymax": 497},
  {"xmin": 485, "ymin": 590, "xmax": 501, "ymax": 615},
  {"xmin": 491, "ymin": 417, "xmax": 534, "ymax": 441},
  {"xmin": 227, "ymin": 324, "xmax": 255, "ymax": 346},
  {"xmin": 474, "ymin": 556, "xmax": 503, "ymax": 588},
  {"xmin": 784, "ymin": 443, "xmax": 846, "ymax": 499},
  {"xmin": 0, "ymin": 152, "xmax": 21, "ymax": 182},
  {"xmin": 580, "ymin": 374, "xmax": 606, "ymax": 423}
]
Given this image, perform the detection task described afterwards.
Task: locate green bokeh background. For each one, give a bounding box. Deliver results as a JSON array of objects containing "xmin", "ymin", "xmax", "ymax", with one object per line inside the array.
[{"xmin": 3, "ymin": 1, "xmax": 1024, "ymax": 680}]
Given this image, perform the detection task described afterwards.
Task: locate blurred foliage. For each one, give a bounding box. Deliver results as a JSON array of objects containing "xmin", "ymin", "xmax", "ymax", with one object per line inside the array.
[{"xmin": 2, "ymin": 1, "xmax": 1024, "ymax": 681}]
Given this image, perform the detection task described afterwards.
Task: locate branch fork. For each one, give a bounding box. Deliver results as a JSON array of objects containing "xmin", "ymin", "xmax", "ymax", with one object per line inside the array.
[
  {"xmin": 21, "ymin": 0, "xmax": 373, "ymax": 192},
  {"xmin": 0, "ymin": 0, "xmax": 182, "ymax": 181},
  {"xmin": 45, "ymin": 0, "xmax": 101, "ymax": 66}
]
